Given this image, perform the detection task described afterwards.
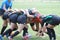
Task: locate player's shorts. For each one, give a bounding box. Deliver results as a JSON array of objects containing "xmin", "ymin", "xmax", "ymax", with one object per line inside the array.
[
  {"xmin": 0, "ymin": 8, "xmax": 5, "ymax": 16},
  {"xmin": 46, "ymin": 15, "xmax": 60, "ymax": 26},
  {"xmin": 2, "ymin": 13, "xmax": 9, "ymax": 20},
  {"xmin": 17, "ymin": 14, "xmax": 27, "ymax": 24},
  {"xmin": 9, "ymin": 13, "xmax": 18, "ymax": 24}
]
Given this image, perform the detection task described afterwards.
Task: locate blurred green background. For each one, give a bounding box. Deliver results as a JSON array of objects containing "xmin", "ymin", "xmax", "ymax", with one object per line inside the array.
[{"xmin": 0, "ymin": 0, "xmax": 60, "ymax": 40}]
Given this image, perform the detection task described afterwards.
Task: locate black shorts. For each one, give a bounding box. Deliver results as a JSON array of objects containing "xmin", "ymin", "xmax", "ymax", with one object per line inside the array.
[
  {"xmin": 0, "ymin": 8, "xmax": 5, "ymax": 16},
  {"xmin": 17, "ymin": 14, "xmax": 27, "ymax": 24},
  {"xmin": 47, "ymin": 15, "xmax": 60, "ymax": 26},
  {"xmin": 9, "ymin": 13, "xmax": 18, "ymax": 24},
  {"xmin": 2, "ymin": 13, "xmax": 9, "ymax": 20}
]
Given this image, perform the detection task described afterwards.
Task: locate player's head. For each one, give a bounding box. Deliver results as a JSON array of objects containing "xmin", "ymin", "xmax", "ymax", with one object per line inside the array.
[
  {"xmin": 28, "ymin": 8, "xmax": 38, "ymax": 15},
  {"xmin": 32, "ymin": 8, "xmax": 38, "ymax": 13}
]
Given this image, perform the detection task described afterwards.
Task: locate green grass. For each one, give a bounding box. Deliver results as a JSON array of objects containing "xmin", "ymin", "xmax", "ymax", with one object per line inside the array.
[{"xmin": 0, "ymin": 0, "xmax": 60, "ymax": 40}]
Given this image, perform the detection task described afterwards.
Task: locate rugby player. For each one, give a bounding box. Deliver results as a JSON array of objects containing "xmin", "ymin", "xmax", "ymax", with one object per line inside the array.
[
  {"xmin": 7, "ymin": 9, "xmax": 39, "ymax": 40},
  {"xmin": 0, "ymin": 9, "xmax": 36, "ymax": 40},
  {"xmin": 0, "ymin": 0, "xmax": 13, "ymax": 35},
  {"xmin": 37, "ymin": 14, "xmax": 60, "ymax": 40}
]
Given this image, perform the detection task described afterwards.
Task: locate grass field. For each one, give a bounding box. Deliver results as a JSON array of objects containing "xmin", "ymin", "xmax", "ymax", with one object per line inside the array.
[{"xmin": 0, "ymin": 0, "xmax": 60, "ymax": 40}]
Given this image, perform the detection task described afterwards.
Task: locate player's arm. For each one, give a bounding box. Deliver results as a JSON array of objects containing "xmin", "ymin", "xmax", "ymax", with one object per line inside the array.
[
  {"xmin": 37, "ymin": 22, "xmax": 42, "ymax": 32},
  {"xmin": 3, "ymin": 4, "xmax": 7, "ymax": 11},
  {"xmin": 3, "ymin": 4, "xmax": 12, "ymax": 12},
  {"xmin": 36, "ymin": 22, "xmax": 45, "ymax": 36},
  {"xmin": 36, "ymin": 22, "xmax": 39, "ymax": 30},
  {"xmin": 9, "ymin": 1, "xmax": 12, "ymax": 9}
]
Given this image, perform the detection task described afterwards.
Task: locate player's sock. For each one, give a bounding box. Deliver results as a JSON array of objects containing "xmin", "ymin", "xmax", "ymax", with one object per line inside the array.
[
  {"xmin": 10, "ymin": 31, "xmax": 19, "ymax": 38},
  {"xmin": 1, "ymin": 26, "xmax": 7, "ymax": 34},
  {"xmin": 47, "ymin": 28, "xmax": 52, "ymax": 40},
  {"xmin": 23, "ymin": 27, "xmax": 28, "ymax": 36},
  {"xmin": 2, "ymin": 29, "xmax": 12, "ymax": 37},
  {"xmin": 51, "ymin": 29, "xmax": 56, "ymax": 40}
]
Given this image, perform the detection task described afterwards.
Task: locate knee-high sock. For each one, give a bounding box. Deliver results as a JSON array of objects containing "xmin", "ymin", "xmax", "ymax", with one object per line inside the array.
[
  {"xmin": 1, "ymin": 26, "xmax": 7, "ymax": 34},
  {"xmin": 2, "ymin": 29, "xmax": 12, "ymax": 37},
  {"xmin": 47, "ymin": 28, "xmax": 52, "ymax": 40},
  {"xmin": 2, "ymin": 28, "xmax": 17, "ymax": 37},
  {"xmin": 10, "ymin": 31, "xmax": 19, "ymax": 38},
  {"xmin": 51, "ymin": 29, "xmax": 56, "ymax": 40},
  {"xmin": 23, "ymin": 27, "xmax": 28, "ymax": 36}
]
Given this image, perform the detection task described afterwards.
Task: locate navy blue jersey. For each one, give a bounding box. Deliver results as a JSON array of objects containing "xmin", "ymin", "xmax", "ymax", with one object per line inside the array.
[{"xmin": 41, "ymin": 15, "xmax": 60, "ymax": 27}]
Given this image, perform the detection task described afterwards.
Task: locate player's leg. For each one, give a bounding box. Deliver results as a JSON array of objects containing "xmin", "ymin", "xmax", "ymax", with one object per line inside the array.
[
  {"xmin": 36, "ymin": 23, "xmax": 43, "ymax": 36},
  {"xmin": 42, "ymin": 23, "xmax": 48, "ymax": 33},
  {"xmin": 23, "ymin": 25, "xmax": 29, "ymax": 40},
  {"xmin": 4, "ymin": 13, "xmax": 18, "ymax": 37},
  {"xmin": 51, "ymin": 29, "xmax": 56, "ymax": 40},
  {"xmin": 30, "ymin": 23, "xmax": 38, "ymax": 32},
  {"xmin": 47, "ymin": 28, "xmax": 52, "ymax": 40},
  {"xmin": 30, "ymin": 23, "xmax": 35, "ymax": 31},
  {"xmin": 0, "ymin": 9, "xmax": 5, "ymax": 40},
  {"xmin": 46, "ymin": 24, "xmax": 55, "ymax": 40},
  {"xmin": 1, "ymin": 13, "xmax": 18, "ymax": 37},
  {"xmin": 1, "ymin": 13, "xmax": 9, "ymax": 34},
  {"xmin": 23, "ymin": 27, "xmax": 28, "ymax": 36},
  {"xmin": 1, "ymin": 23, "xmax": 17, "ymax": 37},
  {"xmin": 8, "ymin": 24, "xmax": 25, "ymax": 40},
  {"xmin": 35, "ymin": 23, "xmax": 39, "ymax": 31},
  {"xmin": 8, "ymin": 15, "xmax": 27, "ymax": 40},
  {"xmin": 23, "ymin": 24, "xmax": 32, "ymax": 40}
]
